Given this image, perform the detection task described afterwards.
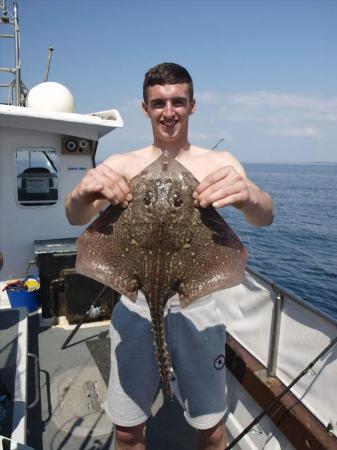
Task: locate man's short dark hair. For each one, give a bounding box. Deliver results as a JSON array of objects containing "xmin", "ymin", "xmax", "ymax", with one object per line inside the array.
[{"xmin": 143, "ymin": 62, "xmax": 193, "ymax": 103}]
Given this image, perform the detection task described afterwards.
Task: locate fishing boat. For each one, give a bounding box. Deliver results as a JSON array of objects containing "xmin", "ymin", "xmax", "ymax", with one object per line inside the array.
[{"xmin": 0, "ymin": 2, "xmax": 336, "ymax": 449}]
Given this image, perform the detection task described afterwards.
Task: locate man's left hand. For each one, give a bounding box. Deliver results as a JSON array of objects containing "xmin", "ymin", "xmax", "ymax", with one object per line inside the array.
[{"xmin": 193, "ymin": 166, "xmax": 250, "ymax": 209}]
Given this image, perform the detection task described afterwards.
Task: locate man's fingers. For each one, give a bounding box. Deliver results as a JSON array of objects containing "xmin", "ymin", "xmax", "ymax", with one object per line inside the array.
[
  {"xmin": 194, "ymin": 166, "xmax": 232, "ymax": 194},
  {"xmin": 193, "ymin": 165, "xmax": 249, "ymax": 209},
  {"xmin": 212, "ymin": 193, "xmax": 244, "ymax": 209},
  {"xmin": 81, "ymin": 164, "xmax": 132, "ymax": 205},
  {"xmin": 100, "ymin": 164, "xmax": 132, "ymax": 198},
  {"xmin": 196, "ymin": 181, "xmax": 236, "ymax": 205},
  {"xmin": 98, "ymin": 183, "xmax": 128, "ymax": 204},
  {"xmin": 196, "ymin": 180, "xmax": 249, "ymax": 208},
  {"xmin": 76, "ymin": 182, "xmax": 103, "ymax": 201},
  {"xmin": 90, "ymin": 183, "xmax": 104, "ymax": 193},
  {"xmin": 198, "ymin": 189, "xmax": 233, "ymax": 207}
]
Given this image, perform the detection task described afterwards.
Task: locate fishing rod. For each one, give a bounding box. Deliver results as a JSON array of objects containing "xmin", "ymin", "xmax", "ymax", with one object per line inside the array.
[
  {"xmin": 225, "ymin": 333, "xmax": 337, "ymax": 449},
  {"xmin": 61, "ymin": 285, "xmax": 108, "ymax": 349},
  {"xmin": 211, "ymin": 138, "xmax": 224, "ymax": 150}
]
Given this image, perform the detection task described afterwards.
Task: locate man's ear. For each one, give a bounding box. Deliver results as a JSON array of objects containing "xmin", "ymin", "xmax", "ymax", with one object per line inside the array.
[
  {"xmin": 142, "ymin": 101, "xmax": 149, "ymax": 117},
  {"xmin": 190, "ymin": 99, "xmax": 196, "ymax": 115}
]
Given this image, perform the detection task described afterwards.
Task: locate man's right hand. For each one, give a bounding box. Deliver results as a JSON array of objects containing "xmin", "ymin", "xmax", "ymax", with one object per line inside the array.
[
  {"xmin": 65, "ymin": 163, "xmax": 132, "ymax": 225},
  {"xmin": 74, "ymin": 163, "xmax": 132, "ymax": 207}
]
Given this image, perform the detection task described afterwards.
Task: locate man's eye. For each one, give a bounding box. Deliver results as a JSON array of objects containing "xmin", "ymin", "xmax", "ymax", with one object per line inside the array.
[
  {"xmin": 172, "ymin": 100, "xmax": 185, "ymax": 107},
  {"xmin": 151, "ymin": 101, "xmax": 164, "ymax": 108}
]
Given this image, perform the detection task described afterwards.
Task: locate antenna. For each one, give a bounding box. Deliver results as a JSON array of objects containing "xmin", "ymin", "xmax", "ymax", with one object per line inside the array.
[
  {"xmin": 211, "ymin": 138, "xmax": 224, "ymax": 150},
  {"xmin": 44, "ymin": 47, "xmax": 54, "ymax": 82}
]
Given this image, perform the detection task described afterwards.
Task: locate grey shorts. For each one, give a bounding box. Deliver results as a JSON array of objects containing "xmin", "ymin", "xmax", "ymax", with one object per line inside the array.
[{"xmin": 104, "ymin": 293, "xmax": 227, "ymax": 430}]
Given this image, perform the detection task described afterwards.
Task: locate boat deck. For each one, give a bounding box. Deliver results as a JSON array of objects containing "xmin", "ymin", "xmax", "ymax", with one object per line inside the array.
[
  {"xmin": 26, "ymin": 314, "xmax": 198, "ymax": 450},
  {"xmin": 3, "ymin": 268, "xmax": 337, "ymax": 449}
]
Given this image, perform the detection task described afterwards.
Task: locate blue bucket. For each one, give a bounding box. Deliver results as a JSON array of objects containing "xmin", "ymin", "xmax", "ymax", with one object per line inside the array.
[
  {"xmin": 7, "ymin": 288, "xmax": 40, "ymax": 313},
  {"xmin": 7, "ymin": 277, "xmax": 40, "ymax": 313}
]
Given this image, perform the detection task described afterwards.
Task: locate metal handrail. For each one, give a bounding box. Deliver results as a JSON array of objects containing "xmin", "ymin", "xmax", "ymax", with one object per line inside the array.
[
  {"xmin": 246, "ymin": 265, "xmax": 337, "ymax": 381},
  {"xmin": 247, "ymin": 265, "xmax": 337, "ymax": 326},
  {"xmin": 267, "ymin": 289, "xmax": 283, "ymax": 376},
  {"xmin": 0, "ymin": 1, "xmax": 23, "ymax": 105}
]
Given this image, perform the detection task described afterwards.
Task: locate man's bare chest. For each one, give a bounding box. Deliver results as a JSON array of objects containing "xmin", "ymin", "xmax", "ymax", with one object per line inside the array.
[{"xmin": 124, "ymin": 153, "xmax": 225, "ymax": 184}]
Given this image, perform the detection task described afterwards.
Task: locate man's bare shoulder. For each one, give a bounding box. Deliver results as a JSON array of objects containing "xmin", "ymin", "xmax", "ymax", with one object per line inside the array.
[
  {"xmin": 181, "ymin": 146, "xmax": 246, "ymax": 181},
  {"xmin": 103, "ymin": 146, "xmax": 155, "ymax": 180},
  {"xmin": 209, "ymin": 149, "xmax": 245, "ymax": 168},
  {"xmin": 187, "ymin": 146, "xmax": 236, "ymax": 162}
]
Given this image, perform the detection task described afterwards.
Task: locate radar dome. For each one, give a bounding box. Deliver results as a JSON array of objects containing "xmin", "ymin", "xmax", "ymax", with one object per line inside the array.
[{"xmin": 26, "ymin": 82, "xmax": 75, "ymax": 113}]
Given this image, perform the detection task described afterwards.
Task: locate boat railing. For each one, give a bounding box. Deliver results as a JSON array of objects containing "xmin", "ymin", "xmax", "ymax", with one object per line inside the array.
[
  {"xmin": 247, "ymin": 266, "xmax": 337, "ymax": 376},
  {"xmin": 216, "ymin": 267, "xmax": 337, "ymax": 437},
  {"xmin": 0, "ymin": 1, "xmax": 27, "ymax": 106}
]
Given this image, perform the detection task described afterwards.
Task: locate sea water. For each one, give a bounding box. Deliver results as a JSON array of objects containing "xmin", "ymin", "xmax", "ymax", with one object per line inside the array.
[{"xmin": 220, "ymin": 163, "xmax": 337, "ymax": 319}]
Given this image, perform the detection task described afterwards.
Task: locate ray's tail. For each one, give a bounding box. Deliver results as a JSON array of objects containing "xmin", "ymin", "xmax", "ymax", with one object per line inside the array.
[{"xmin": 149, "ymin": 303, "xmax": 173, "ymax": 398}]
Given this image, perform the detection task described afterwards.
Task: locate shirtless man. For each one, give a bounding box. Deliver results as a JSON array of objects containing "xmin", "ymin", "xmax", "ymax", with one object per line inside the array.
[{"xmin": 66, "ymin": 63, "xmax": 274, "ymax": 450}]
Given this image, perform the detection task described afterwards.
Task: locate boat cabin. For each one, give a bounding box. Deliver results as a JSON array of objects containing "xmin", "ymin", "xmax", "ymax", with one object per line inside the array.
[{"xmin": 0, "ymin": 103, "xmax": 123, "ymax": 287}]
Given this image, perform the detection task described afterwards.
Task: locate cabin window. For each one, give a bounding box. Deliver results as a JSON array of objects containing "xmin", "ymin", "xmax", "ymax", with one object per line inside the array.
[{"xmin": 16, "ymin": 148, "xmax": 59, "ymax": 207}]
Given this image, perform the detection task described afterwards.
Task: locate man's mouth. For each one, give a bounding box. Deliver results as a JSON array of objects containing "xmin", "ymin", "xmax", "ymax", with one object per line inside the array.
[{"xmin": 161, "ymin": 120, "xmax": 178, "ymax": 130}]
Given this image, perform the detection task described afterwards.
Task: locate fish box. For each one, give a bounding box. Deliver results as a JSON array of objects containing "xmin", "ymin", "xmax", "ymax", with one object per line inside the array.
[{"xmin": 34, "ymin": 238, "xmax": 118, "ymax": 324}]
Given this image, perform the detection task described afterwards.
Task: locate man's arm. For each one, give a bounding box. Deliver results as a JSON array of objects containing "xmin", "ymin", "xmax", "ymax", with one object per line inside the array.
[
  {"xmin": 193, "ymin": 152, "xmax": 274, "ymax": 227},
  {"xmin": 65, "ymin": 162, "xmax": 132, "ymax": 225}
]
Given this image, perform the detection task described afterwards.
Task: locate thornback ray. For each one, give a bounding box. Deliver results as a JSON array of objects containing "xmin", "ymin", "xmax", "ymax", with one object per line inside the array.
[{"xmin": 76, "ymin": 150, "xmax": 248, "ymax": 398}]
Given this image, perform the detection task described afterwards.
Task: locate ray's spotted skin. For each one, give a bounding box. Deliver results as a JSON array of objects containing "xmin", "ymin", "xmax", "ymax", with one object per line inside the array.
[{"xmin": 76, "ymin": 151, "xmax": 248, "ymax": 397}]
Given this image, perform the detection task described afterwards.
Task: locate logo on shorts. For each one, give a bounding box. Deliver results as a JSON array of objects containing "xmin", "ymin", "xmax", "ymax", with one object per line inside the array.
[{"xmin": 214, "ymin": 354, "xmax": 225, "ymax": 370}]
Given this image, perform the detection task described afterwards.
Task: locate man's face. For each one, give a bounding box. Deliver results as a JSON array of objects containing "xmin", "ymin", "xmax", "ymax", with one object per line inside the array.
[{"xmin": 142, "ymin": 83, "xmax": 195, "ymax": 146}]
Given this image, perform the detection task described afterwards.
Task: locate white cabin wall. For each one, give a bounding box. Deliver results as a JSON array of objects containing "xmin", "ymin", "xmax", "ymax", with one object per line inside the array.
[{"xmin": 0, "ymin": 126, "xmax": 92, "ymax": 281}]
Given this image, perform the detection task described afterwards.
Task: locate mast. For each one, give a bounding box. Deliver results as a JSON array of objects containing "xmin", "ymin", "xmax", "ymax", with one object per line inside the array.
[{"xmin": 13, "ymin": 2, "xmax": 20, "ymax": 105}]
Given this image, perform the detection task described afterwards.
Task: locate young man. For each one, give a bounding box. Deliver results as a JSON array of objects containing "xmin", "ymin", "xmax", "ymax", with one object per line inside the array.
[{"xmin": 66, "ymin": 63, "xmax": 274, "ymax": 450}]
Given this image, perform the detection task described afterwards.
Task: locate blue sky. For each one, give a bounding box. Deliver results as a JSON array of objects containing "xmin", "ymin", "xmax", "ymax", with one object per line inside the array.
[{"xmin": 2, "ymin": 0, "xmax": 337, "ymax": 162}]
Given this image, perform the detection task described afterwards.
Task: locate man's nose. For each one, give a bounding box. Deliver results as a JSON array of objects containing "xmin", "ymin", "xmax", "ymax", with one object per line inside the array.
[{"xmin": 163, "ymin": 102, "xmax": 175, "ymax": 117}]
